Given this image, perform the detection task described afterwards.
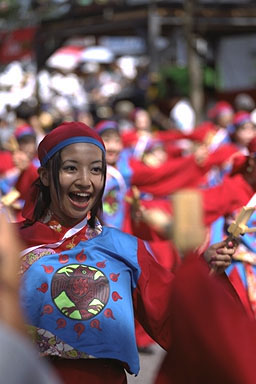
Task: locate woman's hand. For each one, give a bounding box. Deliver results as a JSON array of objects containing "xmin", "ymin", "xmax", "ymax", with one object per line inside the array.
[{"xmin": 203, "ymin": 238, "xmax": 238, "ymax": 274}]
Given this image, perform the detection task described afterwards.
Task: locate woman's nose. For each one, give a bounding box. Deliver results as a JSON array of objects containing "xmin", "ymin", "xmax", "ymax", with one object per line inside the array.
[{"xmin": 75, "ymin": 169, "xmax": 91, "ymax": 187}]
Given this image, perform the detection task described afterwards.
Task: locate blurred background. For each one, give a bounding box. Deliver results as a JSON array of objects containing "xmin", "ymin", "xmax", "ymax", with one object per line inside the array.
[
  {"xmin": 1, "ymin": 2, "xmax": 256, "ymax": 383},
  {"xmin": 0, "ymin": 0, "xmax": 256, "ymax": 128}
]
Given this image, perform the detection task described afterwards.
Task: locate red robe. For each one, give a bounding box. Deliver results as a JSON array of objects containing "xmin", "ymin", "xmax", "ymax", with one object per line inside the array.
[
  {"xmin": 15, "ymin": 163, "xmax": 38, "ymax": 202},
  {"xmin": 121, "ymin": 129, "xmax": 184, "ymax": 150},
  {"xmin": 202, "ymin": 143, "xmax": 239, "ymax": 170},
  {"xmin": 123, "ymin": 172, "xmax": 254, "ymax": 244},
  {"xmin": 0, "ymin": 150, "xmax": 14, "ymax": 174},
  {"xmin": 130, "ymin": 155, "xmax": 207, "ymax": 197},
  {"xmin": 0, "ymin": 151, "xmax": 38, "ymax": 221},
  {"xmin": 184, "ymin": 121, "xmax": 218, "ymax": 143},
  {"xmin": 122, "ymin": 153, "xmax": 208, "ymax": 272},
  {"xmin": 122, "ymin": 197, "xmax": 179, "ymax": 272},
  {"xmin": 155, "ymin": 254, "xmax": 256, "ymax": 384},
  {"xmin": 201, "ymin": 173, "xmax": 254, "ymax": 226},
  {"xmin": 0, "ymin": 150, "xmax": 38, "ymax": 201}
]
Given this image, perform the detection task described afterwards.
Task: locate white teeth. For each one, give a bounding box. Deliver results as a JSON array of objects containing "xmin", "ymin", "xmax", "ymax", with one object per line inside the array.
[{"xmin": 74, "ymin": 193, "xmax": 89, "ymax": 197}]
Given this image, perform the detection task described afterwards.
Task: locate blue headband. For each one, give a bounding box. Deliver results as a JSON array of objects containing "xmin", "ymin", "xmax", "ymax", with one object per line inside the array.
[{"xmin": 41, "ymin": 136, "xmax": 106, "ymax": 166}]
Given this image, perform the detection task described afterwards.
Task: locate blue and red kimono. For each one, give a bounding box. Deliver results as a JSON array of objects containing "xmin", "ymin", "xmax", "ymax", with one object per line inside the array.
[
  {"xmin": 19, "ymin": 214, "xmax": 174, "ymax": 379},
  {"xmin": 198, "ymin": 172, "xmax": 256, "ymax": 319}
]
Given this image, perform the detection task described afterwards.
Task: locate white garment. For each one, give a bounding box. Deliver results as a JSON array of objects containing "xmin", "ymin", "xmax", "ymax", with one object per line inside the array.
[
  {"xmin": 208, "ymin": 128, "xmax": 228, "ymax": 153},
  {"xmin": 170, "ymin": 99, "xmax": 195, "ymax": 134},
  {"xmin": 250, "ymin": 108, "xmax": 256, "ymax": 126}
]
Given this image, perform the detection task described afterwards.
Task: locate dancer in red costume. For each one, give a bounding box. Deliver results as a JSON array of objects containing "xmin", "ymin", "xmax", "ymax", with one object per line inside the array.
[
  {"xmin": 0, "ymin": 125, "xmax": 39, "ymax": 221},
  {"xmin": 154, "ymin": 253, "xmax": 256, "ymax": 384},
  {"xmin": 17, "ymin": 121, "xmax": 235, "ymax": 384}
]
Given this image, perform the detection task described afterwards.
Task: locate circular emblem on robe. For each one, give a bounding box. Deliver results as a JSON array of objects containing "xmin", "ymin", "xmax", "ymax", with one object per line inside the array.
[{"xmin": 51, "ymin": 264, "xmax": 110, "ymax": 320}]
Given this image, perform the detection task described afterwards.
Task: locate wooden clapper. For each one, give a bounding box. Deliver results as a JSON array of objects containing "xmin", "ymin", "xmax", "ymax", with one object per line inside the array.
[
  {"xmin": 171, "ymin": 189, "xmax": 206, "ymax": 254},
  {"xmin": 226, "ymin": 193, "xmax": 256, "ymax": 240}
]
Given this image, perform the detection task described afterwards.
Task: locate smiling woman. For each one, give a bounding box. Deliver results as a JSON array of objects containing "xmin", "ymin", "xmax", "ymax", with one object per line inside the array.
[
  {"xmin": 17, "ymin": 121, "xmax": 176, "ymax": 384},
  {"xmin": 17, "ymin": 121, "xmax": 238, "ymax": 384},
  {"xmin": 23, "ymin": 122, "xmax": 107, "ymax": 229},
  {"xmin": 39, "ymin": 142, "xmax": 105, "ymax": 228}
]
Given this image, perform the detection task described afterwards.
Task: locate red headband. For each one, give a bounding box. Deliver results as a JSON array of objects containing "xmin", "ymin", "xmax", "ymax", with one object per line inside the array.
[
  {"xmin": 38, "ymin": 121, "xmax": 105, "ymax": 166},
  {"xmin": 208, "ymin": 101, "xmax": 233, "ymax": 120},
  {"xmin": 233, "ymin": 111, "xmax": 251, "ymax": 127},
  {"xmin": 94, "ymin": 120, "xmax": 119, "ymax": 136}
]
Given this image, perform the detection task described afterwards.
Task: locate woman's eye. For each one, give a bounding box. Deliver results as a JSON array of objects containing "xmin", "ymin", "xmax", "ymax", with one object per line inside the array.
[
  {"xmin": 63, "ymin": 166, "xmax": 76, "ymax": 172},
  {"xmin": 91, "ymin": 167, "xmax": 102, "ymax": 174}
]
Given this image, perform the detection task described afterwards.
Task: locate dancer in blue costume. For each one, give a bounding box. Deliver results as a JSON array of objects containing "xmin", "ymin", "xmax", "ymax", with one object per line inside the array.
[
  {"xmin": 94, "ymin": 120, "xmax": 129, "ymax": 230},
  {"xmin": 18, "ymin": 121, "xmax": 236, "ymax": 384}
]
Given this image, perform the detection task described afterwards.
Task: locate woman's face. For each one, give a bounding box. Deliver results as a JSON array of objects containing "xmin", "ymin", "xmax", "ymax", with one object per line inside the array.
[
  {"xmin": 135, "ymin": 110, "xmax": 151, "ymax": 132},
  {"xmin": 217, "ymin": 112, "xmax": 233, "ymax": 128},
  {"xmin": 19, "ymin": 138, "xmax": 37, "ymax": 161},
  {"xmin": 101, "ymin": 130, "xmax": 123, "ymax": 166},
  {"xmin": 235, "ymin": 122, "xmax": 256, "ymax": 147},
  {"xmin": 41, "ymin": 143, "xmax": 104, "ymax": 227}
]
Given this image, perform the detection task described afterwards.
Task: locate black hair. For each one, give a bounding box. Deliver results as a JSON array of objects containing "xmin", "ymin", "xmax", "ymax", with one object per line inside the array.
[
  {"xmin": 100, "ymin": 128, "xmax": 120, "ymax": 138},
  {"xmin": 15, "ymin": 102, "xmax": 37, "ymax": 121},
  {"xmin": 17, "ymin": 134, "xmax": 36, "ymax": 145},
  {"xmin": 24, "ymin": 148, "xmax": 107, "ymax": 228}
]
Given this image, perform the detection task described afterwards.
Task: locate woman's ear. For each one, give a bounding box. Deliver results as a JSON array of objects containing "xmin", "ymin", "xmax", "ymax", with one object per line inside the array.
[{"xmin": 38, "ymin": 167, "xmax": 50, "ymax": 187}]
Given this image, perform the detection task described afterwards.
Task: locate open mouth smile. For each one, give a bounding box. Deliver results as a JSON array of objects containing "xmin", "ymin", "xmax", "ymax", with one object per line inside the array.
[{"xmin": 68, "ymin": 192, "xmax": 91, "ymax": 208}]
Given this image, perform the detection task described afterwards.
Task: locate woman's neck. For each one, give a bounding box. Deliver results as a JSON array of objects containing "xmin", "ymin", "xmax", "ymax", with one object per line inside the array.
[{"xmin": 42, "ymin": 208, "xmax": 86, "ymax": 229}]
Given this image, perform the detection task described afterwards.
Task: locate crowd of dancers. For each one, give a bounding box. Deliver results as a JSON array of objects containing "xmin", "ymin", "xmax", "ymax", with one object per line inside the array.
[{"xmin": 1, "ymin": 67, "xmax": 256, "ymax": 382}]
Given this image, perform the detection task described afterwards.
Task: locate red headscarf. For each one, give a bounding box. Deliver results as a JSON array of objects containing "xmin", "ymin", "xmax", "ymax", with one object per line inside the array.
[
  {"xmin": 38, "ymin": 121, "xmax": 105, "ymax": 166},
  {"xmin": 233, "ymin": 111, "xmax": 251, "ymax": 127},
  {"xmin": 94, "ymin": 120, "xmax": 119, "ymax": 136},
  {"xmin": 208, "ymin": 101, "xmax": 234, "ymax": 120},
  {"xmin": 15, "ymin": 124, "xmax": 36, "ymax": 141}
]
